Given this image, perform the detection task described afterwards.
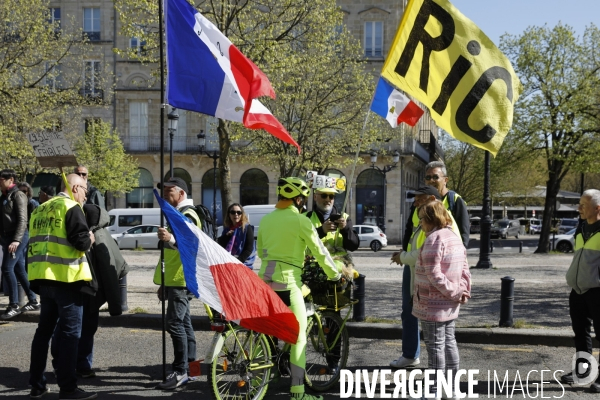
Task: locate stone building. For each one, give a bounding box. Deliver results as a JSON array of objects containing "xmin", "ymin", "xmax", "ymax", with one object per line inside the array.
[{"xmin": 39, "ymin": 0, "xmax": 443, "ymax": 244}]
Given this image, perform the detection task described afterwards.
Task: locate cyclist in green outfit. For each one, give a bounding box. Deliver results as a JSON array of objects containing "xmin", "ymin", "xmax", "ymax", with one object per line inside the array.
[{"xmin": 258, "ymin": 177, "xmax": 342, "ymax": 400}]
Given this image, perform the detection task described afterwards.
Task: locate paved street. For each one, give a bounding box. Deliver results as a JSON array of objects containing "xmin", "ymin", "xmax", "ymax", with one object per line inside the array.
[{"xmin": 0, "ymin": 321, "xmax": 597, "ymax": 399}]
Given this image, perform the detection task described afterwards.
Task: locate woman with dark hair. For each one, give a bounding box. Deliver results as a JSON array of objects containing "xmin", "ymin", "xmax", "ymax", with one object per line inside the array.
[
  {"xmin": 217, "ymin": 203, "xmax": 255, "ymax": 269},
  {"xmin": 18, "ymin": 182, "xmax": 39, "ymax": 223}
]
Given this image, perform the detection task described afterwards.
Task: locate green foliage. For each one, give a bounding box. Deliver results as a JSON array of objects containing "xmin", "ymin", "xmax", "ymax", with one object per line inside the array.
[
  {"xmin": 0, "ymin": 0, "xmax": 107, "ymax": 181},
  {"xmin": 72, "ymin": 121, "xmax": 140, "ymax": 196},
  {"xmin": 500, "ymin": 24, "xmax": 600, "ymax": 252}
]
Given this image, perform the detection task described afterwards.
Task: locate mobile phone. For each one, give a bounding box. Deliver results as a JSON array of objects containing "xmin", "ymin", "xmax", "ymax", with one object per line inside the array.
[{"xmin": 328, "ymin": 213, "xmax": 342, "ymax": 222}]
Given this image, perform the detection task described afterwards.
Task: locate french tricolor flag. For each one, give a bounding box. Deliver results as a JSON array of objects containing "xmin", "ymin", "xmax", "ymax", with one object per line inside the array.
[
  {"xmin": 154, "ymin": 190, "xmax": 299, "ymax": 344},
  {"xmin": 370, "ymin": 77, "xmax": 424, "ymax": 128},
  {"xmin": 165, "ymin": 0, "xmax": 300, "ymax": 152}
]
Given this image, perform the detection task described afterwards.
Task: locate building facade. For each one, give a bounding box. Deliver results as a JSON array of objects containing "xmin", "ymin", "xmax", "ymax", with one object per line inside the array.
[{"xmin": 40, "ymin": 0, "xmax": 443, "ymax": 244}]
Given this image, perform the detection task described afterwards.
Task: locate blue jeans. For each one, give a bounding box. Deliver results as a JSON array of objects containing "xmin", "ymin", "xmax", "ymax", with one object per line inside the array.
[
  {"xmin": 29, "ymin": 286, "xmax": 84, "ymax": 392},
  {"xmin": 51, "ymin": 293, "xmax": 99, "ymax": 372},
  {"xmin": 1, "ymin": 231, "xmax": 36, "ymax": 305},
  {"xmin": 167, "ymin": 288, "xmax": 196, "ymax": 374},
  {"xmin": 401, "ymin": 264, "xmax": 420, "ymax": 359}
]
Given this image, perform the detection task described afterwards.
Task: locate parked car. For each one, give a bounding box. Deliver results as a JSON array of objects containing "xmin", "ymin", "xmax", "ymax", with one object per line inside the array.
[
  {"xmin": 490, "ymin": 219, "xmax": 521, "ymax": 239},
  {"xmin": 557, "ymin": 218, "xmax": 579, "ymax": 234},
  {"xmin": 353, "ymin": 225, "xmax": 387, "ymax": 252},
  {"xmin": 470, "ymin": 217, "xmax": 481, "ymax": 234},
  {"xmin": 528, "ymin": 218, "xmax": 542, "ymax": 234},
  {"xmin": 113, "ymin": 224, "xmax": 160, "ymax": 249},
  {"xmin": 107, "ymin": 208, "xmax": 161, "ymax": 235},
  {"xmin": 552, "ymin": 228, "xmax": 576, "ymax": 253}
]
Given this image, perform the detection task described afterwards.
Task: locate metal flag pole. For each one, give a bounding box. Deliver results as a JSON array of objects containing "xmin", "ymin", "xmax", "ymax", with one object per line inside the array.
[{"xmin": 158, "ymin": 0, "xmax": 167, "ymax": 381}]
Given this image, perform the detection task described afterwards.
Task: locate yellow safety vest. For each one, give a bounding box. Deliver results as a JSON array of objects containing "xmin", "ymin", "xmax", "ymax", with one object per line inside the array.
[
  {"xmin": 28, "ymin": 196, "xmax": 92, "ymax": 283},
  {"xmin": 153, "ymin": 208, "xmax": 200, "ymax": 287},
  {"xmin": 408, "ymin": 206, "xmax": 460, "ymax": 251},
  {"xmin": 308, "ymin": 211, "xmax": 349, "ymax": 254}
]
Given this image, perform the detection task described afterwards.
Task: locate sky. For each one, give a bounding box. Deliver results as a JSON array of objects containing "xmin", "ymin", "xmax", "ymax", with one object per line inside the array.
[{"xmin": 450, "ymin": 0, "xmax": 599, "ymax": 45}]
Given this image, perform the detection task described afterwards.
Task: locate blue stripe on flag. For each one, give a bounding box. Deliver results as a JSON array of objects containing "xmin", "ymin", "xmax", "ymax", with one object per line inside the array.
[
  {"xmin": 165, "ymin": 0, "xmax": 225, "ymax": 115},
  {"xmin": 153, "ymin": 189, "xmax": 201, "ymax": 297},
  {"xmin": 370, "ymin": 77, "xmax": 394, "ymax": 119}
]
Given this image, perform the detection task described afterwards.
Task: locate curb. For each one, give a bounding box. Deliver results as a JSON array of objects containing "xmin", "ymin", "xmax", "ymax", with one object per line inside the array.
[{"xmin": 14, "ymin": 312, "xmax": 578, "ymax": 348}]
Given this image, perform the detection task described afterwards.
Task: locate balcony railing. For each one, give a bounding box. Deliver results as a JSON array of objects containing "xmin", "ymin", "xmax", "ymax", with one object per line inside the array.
[
  {"xmin": 83, "ymin": 31, "xmax": 101, "ymax": 41},
  {"xmin": 124, "ymin": 135, "xmax": 218, "ymax": 153},
  {"xmin": 79, "ymin": 88, "xmax": 103, "ymax": 102}
]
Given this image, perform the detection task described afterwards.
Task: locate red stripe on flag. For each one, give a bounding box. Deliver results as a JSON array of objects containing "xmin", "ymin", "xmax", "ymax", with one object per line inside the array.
[
  {"xmin": 210, "ymin": 263, "xmax": 299, "ymax": 344},
  {"xmin": 397, "ymin": 101, "xmax": 424, "ymax": 127},
  {"xmin": 245, "ymin": 107, "xmax": 301, "ymax": 153},
  {"xmin": 229, "ymin": 45, "xmax": 275, "ymax": 105}
]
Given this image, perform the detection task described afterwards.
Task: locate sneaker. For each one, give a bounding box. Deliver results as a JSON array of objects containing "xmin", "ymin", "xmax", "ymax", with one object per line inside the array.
[
  {"xmin": 76, "ymin": 369, "xmax": 96, "ymax": 378},
  {"xmin": 291, "ymin": 393, "xmax": 324, "ymax": 400},
  {"xmin": 560, "ymin": 372, "xmax": 574, "ymax": 384},
  {"xmin": 23, "ymin": 300, "xmax": 41, "ymax": 312},
  {"xmin": 156, "ymin": 371, "xmax": 188, "ymax": 390},
  {"xmin": 0, "ymin": 304, "xmax": 21, "ymax": 320},
  {"xmin": 390, "ymin": 356, "xmax": 420, "ymax": 369},
  {"xmin": 58, "ymin": 388, "xmax": 97, "ymax": 400},
  {"xmin": 29, "ymin": 387, "xmax": 50, "ymax": 399}
]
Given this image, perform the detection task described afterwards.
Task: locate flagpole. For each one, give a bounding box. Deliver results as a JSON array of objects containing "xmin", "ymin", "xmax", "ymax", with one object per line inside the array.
[{"xmin": 159, "ymin": 0, "xmax": 167, "ymax": 381}]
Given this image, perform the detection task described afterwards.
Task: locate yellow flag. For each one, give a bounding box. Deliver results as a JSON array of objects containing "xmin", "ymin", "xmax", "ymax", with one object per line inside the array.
[{"xmin": 381, "ymin": 0, "xmax": 522, "ymax": 156}]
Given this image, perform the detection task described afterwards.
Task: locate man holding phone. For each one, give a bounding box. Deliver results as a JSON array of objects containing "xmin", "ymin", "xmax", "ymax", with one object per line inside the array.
[{"xmin": 306, "ymin": 187, "xmax": 359, "ymax": 254}]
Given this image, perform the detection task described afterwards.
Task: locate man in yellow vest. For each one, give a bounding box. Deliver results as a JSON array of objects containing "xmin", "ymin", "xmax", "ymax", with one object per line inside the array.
[
  {"xmin": 153, "ymin": 177, "xmax": 200, "ymax": 390},
  {"xmin": 28, "ymin": 174, "xmax": 97, "ymax": 400},
  {"xmin": 561, "ymin": 189, "xmax": 600, "ymax": 392},
  {"xmin": 306, "ymin": 187, "xmax": 359, "ymax": 256}
]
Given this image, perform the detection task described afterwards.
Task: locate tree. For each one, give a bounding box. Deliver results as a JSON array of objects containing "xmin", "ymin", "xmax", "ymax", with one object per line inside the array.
[
  {"xmin": 72, "ymin": 120, "xmax": 140, "ymax": 196},
  {"xmin": 0, "ymin": 0, "xmax": 100, "ymax": 181},
  {"xmin": 115, "ymin": 0, "xmax": 377, "ymax": 219},
  {"xmin": 500, "ymin": 24, "xmax": 600, "ymax": 253}
]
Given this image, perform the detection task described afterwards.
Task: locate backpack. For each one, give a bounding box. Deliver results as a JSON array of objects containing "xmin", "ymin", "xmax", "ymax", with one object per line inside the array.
[{"xmin": 181, "ymin": 204, "xmax": 216, "ymax": 240}]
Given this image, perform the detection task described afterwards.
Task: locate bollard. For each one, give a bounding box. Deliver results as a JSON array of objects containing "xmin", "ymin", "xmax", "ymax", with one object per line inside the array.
[
  {"xmin": 352, "ymin": 274, "xmax": 365, "ymax": 322},
  {"xmin": 17, "ymin": 282, "xmax": 26, "ymax": 307},
  {"xmin": 490, "ymin": 241, "xmax": 494, "ymax": 253},
  {"xmin": 499, "ymin": 276, "xmax": 515, "ymax": 327},
  {"xmin": 119, "ymin": 275, "xmax": 128, "ymax": 312},
  {"xmin": 519, "ymin": 241, "xmax": 523, "ymax": 253}
]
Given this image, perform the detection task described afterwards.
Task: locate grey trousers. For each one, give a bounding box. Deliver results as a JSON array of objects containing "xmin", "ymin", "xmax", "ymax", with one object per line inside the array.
[{"xmin": 421, "ymin": 319, "xmax": 460, "ymax": 397}]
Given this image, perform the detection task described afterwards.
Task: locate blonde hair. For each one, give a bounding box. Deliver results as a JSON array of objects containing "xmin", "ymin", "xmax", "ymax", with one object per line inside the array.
[
  {"xmin": 419, "ymin": 200, "xmax": 452, "ymax": 230},
  {"xmin": 224, "ymin": 203, "xmax": 249, "ymax": 230}
]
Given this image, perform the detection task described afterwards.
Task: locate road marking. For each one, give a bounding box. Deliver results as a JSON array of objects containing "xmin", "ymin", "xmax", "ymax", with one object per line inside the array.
[{"xmin": 483, "ymin": 347, "xmax": 534, "ymax": 353}]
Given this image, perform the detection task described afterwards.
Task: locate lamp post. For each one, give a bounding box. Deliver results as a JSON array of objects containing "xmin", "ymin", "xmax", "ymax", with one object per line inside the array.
[
  {"xmin": 197, "ymin": 130, "xmax": 219, "ymax": 239},
  {"xmin": 370, "ymin": 151, "xmax": 400, "ymax": 233},
  {"xmin": 167, "ymin": 108, "xmax": 179, "ymax": 178}
]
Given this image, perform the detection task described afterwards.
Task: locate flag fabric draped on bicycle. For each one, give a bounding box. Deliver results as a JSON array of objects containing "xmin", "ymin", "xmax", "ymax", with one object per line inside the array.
[
  {"xmin": 164, "ymin": 0, "xmax": 300, "ymax": 152},
  {"xmin": 153, "ymin": 190, "xmax": 300, "ymax": 344},
  {"xmin": 380, "ymin": 0, "xmax": 522, "ymax": 156}
]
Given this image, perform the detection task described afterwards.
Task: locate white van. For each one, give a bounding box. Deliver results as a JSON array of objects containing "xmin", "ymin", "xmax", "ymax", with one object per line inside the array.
[
  {"xmin": 243, "ymin": 204, "xmax": 276, "ymax": 239},
  {"xmin": 107, "ymin": 208, "xmax": 161, "ymax": 234}
]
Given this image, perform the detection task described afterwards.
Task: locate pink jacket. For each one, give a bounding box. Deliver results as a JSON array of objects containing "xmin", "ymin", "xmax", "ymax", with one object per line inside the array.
[{"xmin": 412, "ymin": 227, "xmax": 471, "ymax": 322}]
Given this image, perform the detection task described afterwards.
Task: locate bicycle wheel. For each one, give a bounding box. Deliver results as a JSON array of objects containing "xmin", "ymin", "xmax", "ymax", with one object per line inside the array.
[
  {"xmin": 304, "ymin": 310, "xmax": 349, "ymax": 391},
  {"xmin": 210, "ymin": 327, "xmax": 272, "ymax": 400}
]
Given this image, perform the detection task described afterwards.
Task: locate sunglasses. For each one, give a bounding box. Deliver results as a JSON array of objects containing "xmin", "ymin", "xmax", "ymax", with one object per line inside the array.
[
  {"xmin": 229, "ymin": 210, "xmax": 242, "ymax": 216},
  {"xmin": 75, "ymin": 172, "xmax": 88, "ymax": 177},
  {"xmin": 320, "ymin": 194, "xmax": 335, "ymax": 200},
  {"xmin": 425, "ymin": 174, "xmax": 444, "ymax": 181}
]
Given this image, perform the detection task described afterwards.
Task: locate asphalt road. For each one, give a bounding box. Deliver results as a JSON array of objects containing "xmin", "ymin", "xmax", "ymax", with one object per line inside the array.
[{"xmin": 0, "ymin": 321, "xmax": 596, "ymax": 399}]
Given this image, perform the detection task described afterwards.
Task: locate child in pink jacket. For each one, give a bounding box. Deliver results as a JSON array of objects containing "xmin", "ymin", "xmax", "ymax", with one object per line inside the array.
[{"xmin": 413, "ymin": 201, "xmax": 471, "ymax": 399}]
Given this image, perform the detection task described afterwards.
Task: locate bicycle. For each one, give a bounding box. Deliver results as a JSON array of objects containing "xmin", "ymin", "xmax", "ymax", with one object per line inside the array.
[{"xmin": 201, "ymin": 263, "xmax": 358, "ymax": 400}]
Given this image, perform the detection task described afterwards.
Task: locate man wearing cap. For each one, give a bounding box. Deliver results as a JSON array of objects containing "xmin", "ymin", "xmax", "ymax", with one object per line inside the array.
[
  {"xmin": 38, "ymin": 186, "xmax": 55, "ymax": 205},
  {"xmin": 306, "ymin": 187, "xmax": 359, "ymax": 256},
  {"xmin": 153, "ymin": 177, "xmax": 201, "ymax": 390},
  {"xmin": 389, "ymin": 186, "xmax": 461, "ymax": 369}
]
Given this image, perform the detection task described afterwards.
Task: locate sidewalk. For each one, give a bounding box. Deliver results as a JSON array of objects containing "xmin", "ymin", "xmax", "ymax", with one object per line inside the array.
[{"xmin": 3, "ymin": 249, "xmax": 581, "ymax": 348}]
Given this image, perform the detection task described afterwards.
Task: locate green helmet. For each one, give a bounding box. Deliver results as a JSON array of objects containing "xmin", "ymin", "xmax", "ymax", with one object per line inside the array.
[{"xmin": 277, "ymin": 177, "xmax": 310, "ymax": 199}]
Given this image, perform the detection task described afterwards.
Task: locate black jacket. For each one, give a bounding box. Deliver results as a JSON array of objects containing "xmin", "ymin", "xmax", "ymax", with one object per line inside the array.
[
  {"xmin": 217, "ymin": 224, "xmax": 255, "ymax": 264},
  {"xmin": 86, "ymin": 183, "xmax": 106, "ymax": 210},
  {"xmin": 307, "ymin": 206, "xmax": 359, "ymax": 252},
  {"xmin": 0, "ymin": 185, "xmax": 28, "ymax": 243}
]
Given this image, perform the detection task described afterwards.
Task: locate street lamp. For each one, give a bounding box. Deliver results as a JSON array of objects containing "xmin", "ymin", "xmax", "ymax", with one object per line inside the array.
[
  {"xmin": 370, "ymin": 151, "xmax": 400, "ymax": 233},
  {"xmin": 167, "ymin": 108, "xmax": 179, "ymax": 178},
  {"xmin": 197, "ymin": 130, "xmax": 219, "ymax": 239}
]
